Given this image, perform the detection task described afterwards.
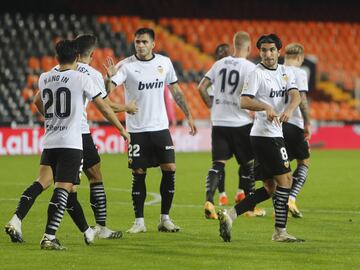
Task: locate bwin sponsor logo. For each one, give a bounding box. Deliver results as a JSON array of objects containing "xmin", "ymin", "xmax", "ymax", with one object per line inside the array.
[
  {"xmin": 269, "ymin": 89, "xmax": 286, "ymax": 98},
  {"xmin": 138, "ymin": 79, "xmax": 164, "ymax": 90}
]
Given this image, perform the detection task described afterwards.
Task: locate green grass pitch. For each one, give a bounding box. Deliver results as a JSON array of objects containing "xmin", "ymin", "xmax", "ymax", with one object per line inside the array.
[{"xmin": 0, "ymin": 150, "xmax": 359, "ymax": 270}]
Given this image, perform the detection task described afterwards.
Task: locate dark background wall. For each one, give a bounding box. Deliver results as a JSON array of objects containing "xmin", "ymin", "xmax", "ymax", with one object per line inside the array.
[{"xmin": 3, "ymin": 0, "xmax": 360, "ymax": 22}]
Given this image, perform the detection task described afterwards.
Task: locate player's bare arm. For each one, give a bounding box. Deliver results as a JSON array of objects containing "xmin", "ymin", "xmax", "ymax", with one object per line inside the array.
[
  {"xmin": 104, "ymin": 97, "xmax": 138, "ymax": 115},
  {"xmin": 299, "ymin": 92, "xmax": 311, "ymax": 139},
  {"xmin": 169, "ymin": 83, "xmax": 197, "ymax": 135},
  {"xmin": 198, "ymin": 77, "xmax": 213, "ymax": 108},
  {"xmin": 103, "ymin": 57, "xmax": 119, "ymax": 93},
  {"xmin": 33, "ymin": 91, "xmax": 44, "ymax": 115},
  {"xmin": 279, "ymin": 89, "xmax": 301, "ymax": 123},
  {"xmin": 241, "ymin": 95, "xmax": 280, "ymax": 125},
  {"xmin": 93, "ymin": 96, "xmax": 131, "ymax": 143}
]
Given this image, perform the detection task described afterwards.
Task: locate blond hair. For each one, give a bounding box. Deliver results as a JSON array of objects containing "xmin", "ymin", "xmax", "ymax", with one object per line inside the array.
[
  {"xmin": 233, "ymin": 31, "xmax": 250, "ymax": 50},
  {"xmin": 285, "ymin": 43, "xmax": 304, "ymax": 59}
]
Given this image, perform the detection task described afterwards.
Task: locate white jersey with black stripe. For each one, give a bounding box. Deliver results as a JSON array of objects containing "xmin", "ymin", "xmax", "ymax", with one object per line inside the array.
[
  {"xmin": 111, "ymin": 54, "xmax": 178, "ymax": 132},
  {"xmin": 54, "ymin": 63, "xmax": 108, "ymax": 134},
  {"xmin": 242, "ymin": 63, "xmax": 299, "ymax": 137},
  {"xmin": 286, "ymin": 66, "xmax": 309, "ymax": 129},
  {"xmin": 39, "ymin": 69, "xmax": 101, "ymax": 150},
  {"xmin": 205, "ymin": 56, "xmax": 255, "ymax": 127}
]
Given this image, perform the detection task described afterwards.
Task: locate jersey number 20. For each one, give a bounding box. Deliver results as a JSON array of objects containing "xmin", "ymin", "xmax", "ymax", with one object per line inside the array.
[{"xmin": 43, "ymin": 87, "xmax": 71, "ymax": 119}]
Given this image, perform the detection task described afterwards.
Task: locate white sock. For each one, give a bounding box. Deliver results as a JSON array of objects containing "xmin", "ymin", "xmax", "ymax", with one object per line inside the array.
[
  {"xmin": 228, "ymin": 208, "xmax": 237, "ymax": 221},
  {"xmin": 10, "ymin": 214, "xmax": 22, "ymax": 233},
  {"xmin": 135, "ymin": 218, "xmax": 145, "ymax": 225},
  {"xmin": 44, "ymin": 233, "xmax": 55, "ymax": 240},
  {"xmin": 160, "ymin": 214, "xmax": 170, "ymax": 221},
  {"xmin": 237, "ymin": 189, "xmax": 245, "ymax": 194},
  {"xmin": 219, "ymin": 192, "xmax": 227, "ymax": 197}
]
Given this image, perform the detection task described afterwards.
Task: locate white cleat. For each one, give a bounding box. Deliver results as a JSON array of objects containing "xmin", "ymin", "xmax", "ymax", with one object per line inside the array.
[
  {"xmin": 84, "ymin": 227, "xmax": 96, "ymax": 245},
  {"xmin": 95, "ymin": 225, "xmax": 123, "ymax": 239},
  {"xmin": 272, "ymin": 228, "xmax": 305, "ymax": 242},
  {"xmin": 218, "ymin": 209, "xmax": 233, "ymax": 242},
  {"xmin": 157, "ymin": 219, "xmax": 180, "ymax": 232},
  {"xmin": 126, "ymin": 222, "xmax": 147, "ymax": 234}
]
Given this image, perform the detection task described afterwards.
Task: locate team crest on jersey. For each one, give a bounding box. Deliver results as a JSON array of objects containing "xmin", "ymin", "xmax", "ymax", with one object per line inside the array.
[
  {"xmin": 284, "ymin": 161, "xmax": 290, "ymax": 168},
  {"xmin": 282, "ymin": 74, "xmax": 288, "ymax": 82},
  {"xmin": 128, "ymin": 158, "xmax": 133, "ymax": 165},
  {"xmin": 157, "ymin": 65, "xmax": 164, "ymax": 74}
]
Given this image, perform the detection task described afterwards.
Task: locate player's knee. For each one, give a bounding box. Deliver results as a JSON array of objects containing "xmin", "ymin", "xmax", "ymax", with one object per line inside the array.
[
  {"xmin": 263, "ymin": 180, "xmax": 276, "ymax": 195},
  {"xmin": 211, "ymin": 161, "xmax": 225, "ymax": 173},
  {"xmin": 85, "ymin": 164, "xmax": 103, "ymax": 183},
  {"xmin": 37, "ymin": 177, "xmax": 52, "ymax": 190},
  {"xmin": 160, "ymin": 163, "xmax": 176, "ymax": 172},
  {"xmin": 297, "ymin": 158, "xmax": 310, "ymax": 167},
  {"xmin": 133, "ymin": 168, "xmax": 147, "ymax": 174}
]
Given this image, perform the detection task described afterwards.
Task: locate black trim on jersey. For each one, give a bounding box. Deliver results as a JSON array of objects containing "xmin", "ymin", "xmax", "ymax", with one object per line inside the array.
[
  {"xmin": 102, "ymin": 93, "xmax": 108, "ymax": 99},
  {"xmin": 92, "ymin": 92, "xmax": 102, "ymax": 100},
  {"xmin": 299, "ymin": 90, "xmax": 308, "ymax": 93},
  {"xmin": 134, "ymin": 53, "xmax": 155, "ymax": 62},
  {"xmin": 260, "ymin": 63, "xmax": 277, "ymax": 71},
  {"xmin": 169, "ymin": 80, "xmax": 178, "ymax": 85},
  {"xmin": 204, "ymin": 76, "xmax": 212, "ymax": 81},
  {"xmin": 59, "ymin": 69, "xmax": 71, "ymax": 72},
  {"xmin": 111, "ymin": 80, "xmax": 118, "ymax": 87},
  {"xmin": 287, "ymin": 88, "xmax": 298, "ymax": 92},
  {"xmin": 54, "ymin": 68, "xmax": 59, "ymax": 71},
  {"xmin": 241, "ymin": 94, "xmax": 255, "ymax": 98}
]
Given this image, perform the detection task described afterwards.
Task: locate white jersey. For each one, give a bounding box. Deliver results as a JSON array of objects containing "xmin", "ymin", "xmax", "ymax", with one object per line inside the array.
[
  {"xmin": 205, "ymin": 56, "xmax": 255, "ymax": 127},
  {"xmin": 39, "ymin": 69, "xmax": 101, "ymax": 149},
  {"xmin": 111, "ymin": 54, "xmax": 178, "ymax": 132},
  {"xmin": 286, "ymin": 66, "xmax": 309, "ymax": 129},
  {"xmin": 54, "ymin": 63, "xmax": 108, "ymax": 134},
  {"xmin": 242, "ymin": 64, "xmax": 298, "ymax": 137}
]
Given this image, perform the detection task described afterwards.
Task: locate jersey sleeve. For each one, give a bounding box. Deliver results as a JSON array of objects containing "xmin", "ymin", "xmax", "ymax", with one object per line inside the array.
[
  {"xmin": 297, "ymin": 69, "xmax": 309, "ymax": 92},
  {"xmin": 93, "ymin": 71, "xmax": 108, "ymax": 99},
  {"xmin": 286, "ymin": 68, "xmax": 298, "ymax": 91},
  {"xmin": 166, "ymin": 58, "xmax": 178, "ymax": 85},
  {"xmin": 204, "ymin": 63, "xmax": 216, "ymax": 84},
  {"xmin": 83, "ymin": 75, "xmax": 102, "ymax": 100},
  {"xmin": 241, "ymin": 70, "xmax": 259, "ymax": 97},
  {"xmin": 111, "ymin": 64, "xmax": 127, "ymax": 86}
]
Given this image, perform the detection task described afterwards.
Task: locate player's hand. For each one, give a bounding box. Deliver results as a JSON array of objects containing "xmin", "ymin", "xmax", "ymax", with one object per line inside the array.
[
  {"xmin": 103, "ymin": 57, "xmax": 119, "ymax": 78},
  {"xmin": 279, "ymin": 108, "xmax": 292, "ymax": 123},
  {"xmin": 265, "ymin": 106, "xmax": 280, "ymax": 127},
  {"xmin": 304, "ymin": 123, "xmax": 312, "ymax": 141},
  {"xmin": 125, "ymin": 100, "xmax": 138, "ymax": 115},
  {"xmin": 120, "ymin": 129, "xmax": 131, "ymax": 144},
  {"xmin": 188, "ymin": 118, "xmax": 197, "ymax": 136}
]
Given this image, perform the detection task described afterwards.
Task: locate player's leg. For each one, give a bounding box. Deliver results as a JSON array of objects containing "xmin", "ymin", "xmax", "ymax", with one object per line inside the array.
[
  {"xmin": 154, "ymin": 129, "xmax": 179, "ymax": 232},
  {"xmin": 82, "ymin": 133, "xmax": 122, "ymax": 238},
  {"xmin": 126, "ymin": 132, "xmax": 149, "ymax": 234},
  {"xmin": 40, "ymin": 149, "xmax": 83, "ymax": 250},
  {"xmin": 289, "ymin": 158, "xmax": 310, "ymax": 218},
  {"xmin": 205, "ymin": 127, "xmax": 230, "ymax": 219},
  {"xmin": 5, "ymin": 165, "xmax": 53, "ymax": 243},
  {"xmin": 217, "ymin": 167, "xmax": 228, "ymax": 206},
  {"xmin": 283, "ymin": 123, "xmax": 310, "ymax": 218}
]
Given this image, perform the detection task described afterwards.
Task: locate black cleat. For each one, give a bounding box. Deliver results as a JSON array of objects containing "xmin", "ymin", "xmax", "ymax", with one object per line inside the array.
[{"xmin": 5, "ymin": 224, "xmax": 24, "ymax": 243}]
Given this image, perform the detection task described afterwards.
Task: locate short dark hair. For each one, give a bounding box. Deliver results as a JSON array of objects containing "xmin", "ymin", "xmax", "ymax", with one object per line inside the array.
[
  {"xmin": 134, "ymin": 28, "xmax": 155, "ymax": 40},
  {"xmin": 74, "ymin": 34, "xmax": 97, "ymax": 57},
  {"xmin": 55, "ymin": 39, "xmax": 78, "ymax": 64},
  {"xmin": 256, "ymin": 34, "xmax": 282, "ymax": 50},
  {"xmin": 215, "ymin": 43, "xmax": 230, "ymax": 60}
]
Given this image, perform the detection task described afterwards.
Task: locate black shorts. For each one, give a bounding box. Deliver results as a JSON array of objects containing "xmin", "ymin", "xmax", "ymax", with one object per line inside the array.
[
  {"xmin": 82, "ymin": 133, "xmax": 101, "ymax": 170},
  {"xmin": 250, "ymin": 136, "xmax": 291, "ymax": 180},
  {"xmin": 212, "ymin": 124, "xmax": 254, "ymax": 166},
  {"xmin": 40, "ymin": 148, "xmax": 83, "ymax": 184},
  {"xmin": 282, "ymin": 122, "xmax": 310, "ymax": 161},
  {"xmin": 128, "ymin": 129, "xmax": 175, "ymax": 169}
]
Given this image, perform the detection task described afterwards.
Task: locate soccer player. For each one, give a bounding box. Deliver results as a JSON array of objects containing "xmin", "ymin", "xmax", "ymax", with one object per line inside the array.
[
  {"xmin": 283, "ymin": 43, "xmax": 311, "ymax": 218},
  {"xmin": 198, "ymin": 32, "xmax": 265, "ymax": 219},
  {"xmin": 104, "ymin": 28, "xmax": 197, "ymax": 233},
  {"xmin": 4, "ymin": 35, "xmax": 136, "ymax": 244},
  {"xmin": 218, "ymin": 34, "xmax": 303, "ymax": 242}
]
